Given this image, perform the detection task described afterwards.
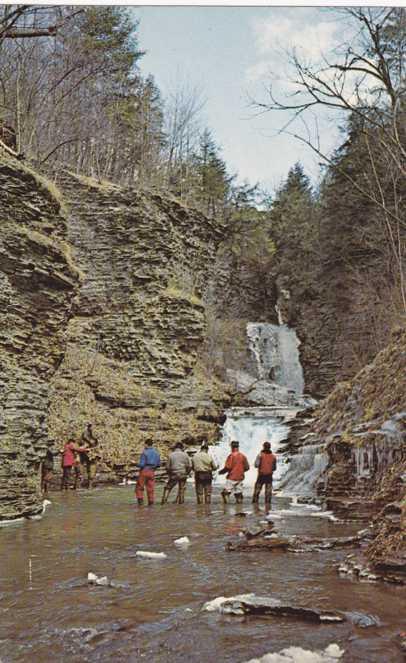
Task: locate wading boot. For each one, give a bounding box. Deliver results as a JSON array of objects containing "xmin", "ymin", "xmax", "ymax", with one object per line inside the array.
[
  {"xmin": 161, "ymin": 488, "xmax": 169, "ymax": 505},
  {"xmin": 221, "ymin": 489, "xmax": 229, "ymax": 504}
]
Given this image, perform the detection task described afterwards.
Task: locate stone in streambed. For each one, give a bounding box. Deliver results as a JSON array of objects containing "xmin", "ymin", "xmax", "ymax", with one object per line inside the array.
[
  {"xmin": 344, "ymin": 611, "xmax": 381, "ymax": 628},
  {"xmin": 202, "ymin": 594, "xmax": 345, "ymax": 623}
]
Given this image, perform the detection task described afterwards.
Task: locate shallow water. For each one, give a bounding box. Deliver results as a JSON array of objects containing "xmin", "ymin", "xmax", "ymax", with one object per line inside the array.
[{"xmin": 0, "ymin": 486, "xmax": 404, "ymax": 662}]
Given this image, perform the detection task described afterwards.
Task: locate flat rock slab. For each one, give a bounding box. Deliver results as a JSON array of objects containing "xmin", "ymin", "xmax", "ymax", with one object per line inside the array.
[{"xmin": 203, "ymin": 594, "xmax": 345, "ymax": 623}]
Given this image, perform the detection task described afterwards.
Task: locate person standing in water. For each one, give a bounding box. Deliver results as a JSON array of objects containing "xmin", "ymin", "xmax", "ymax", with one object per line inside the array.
[
  {"xmin": 60, "ymin": 439, "xmax": 89, "ymax": 490},
  {"xmin": 161, "ymin": 442, "xmax": 191, "ymax": 504},
  {"xmin": 219, "ymin": 440, "xmax": 249, "ymax": 504},
  {"xmin": 80, "ymin": 422, "xmax": 99, "ymax": 489},
  {"xmin": 135, "ymin": 439, "xmax": 161, "ymax": 505},
  {"xmin": 192, "ymin": 442, "xmax": 218, "ymax": 504},
  {"xmin": 41, "ymin": 449, "xmax": 55, "ymax": 494},
  {"xmin": 252, "ymin": 441, "xmax": 277, "ymax": 508}
]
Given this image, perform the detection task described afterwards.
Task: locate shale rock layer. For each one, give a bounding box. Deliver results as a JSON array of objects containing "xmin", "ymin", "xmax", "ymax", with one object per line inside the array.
[
  {"xmin": 48, "ymin": 173, "xmax": 228, "ymax": 477},
  {"xmin": 0, "ymin": 154, "xmax": 78, "ymax": 519}
]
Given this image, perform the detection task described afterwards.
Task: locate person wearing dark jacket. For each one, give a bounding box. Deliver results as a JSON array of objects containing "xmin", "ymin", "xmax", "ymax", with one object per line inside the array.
[
  {"xmin": 135, "ymin": 439, "xmax": 161, "ymax": 505},
  {"xmin": 252, "ymin": 441, "xmax": 277, "ymax": 507}
]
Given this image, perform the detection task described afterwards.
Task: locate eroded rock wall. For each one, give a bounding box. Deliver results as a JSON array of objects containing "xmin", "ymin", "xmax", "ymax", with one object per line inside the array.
[
  {"xmin": 48, "ymin": 173, "xmax": 229, "ymax": 478},
  {"xmin": 284, "ymin": 328, "xmax": 406, "ymax": 565},
  {"xmin": 0, "ymin": 154, "xmax": 78, "ymax": 519}
]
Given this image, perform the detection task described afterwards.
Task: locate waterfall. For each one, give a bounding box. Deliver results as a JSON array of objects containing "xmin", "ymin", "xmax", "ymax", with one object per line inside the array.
[
  {"xmin": 216, "ymin": 321, "xmax": 308, "ymax": 492},
  {"xmin": 247, "ymin": 322, "xmax": 304, "ymax": 395},
  {"xmin": 214, "ymin": 407, "xmax": 296, "ymax": 488}
]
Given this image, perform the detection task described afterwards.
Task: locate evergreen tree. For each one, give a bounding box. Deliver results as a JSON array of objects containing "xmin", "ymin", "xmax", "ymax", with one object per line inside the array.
[{"xmin": 195, "ymin": 129, "xmax": 233, "ymax": 217}]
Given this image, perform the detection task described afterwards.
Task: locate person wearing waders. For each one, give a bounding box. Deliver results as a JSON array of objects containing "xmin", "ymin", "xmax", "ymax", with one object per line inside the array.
[
  {"xmin": 161, "ymin": 442, "xmax": 191, "ymax": 504},
  {"xmin": 192, "ymin": 442, "xmax": 218, "ymax": 504},
  {"xmin": 252, "ymin": 441, "xmax": 277, "ymax": 508},
  {"xmin": 218, "ymin": 440, "xmax": 249, "ymax": 504},
  {"xmin": 135, "ymin": 439, "xmax": 161, "ymax": 505}
]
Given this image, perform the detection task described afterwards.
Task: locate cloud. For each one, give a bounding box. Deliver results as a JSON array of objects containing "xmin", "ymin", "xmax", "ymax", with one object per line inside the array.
[
  {"xmin": 247, "ymin": 11, "xmax": 341, "ymax": 85},
  {"xmin": 253, "ymin": 13, "xmax": 339, "ymax": 60}
]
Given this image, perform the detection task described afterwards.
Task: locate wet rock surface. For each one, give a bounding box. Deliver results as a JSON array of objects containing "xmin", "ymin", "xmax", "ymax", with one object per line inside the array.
[{"xmin": 280, "ymin": 330, "xmax": 406, "ymax": 567}]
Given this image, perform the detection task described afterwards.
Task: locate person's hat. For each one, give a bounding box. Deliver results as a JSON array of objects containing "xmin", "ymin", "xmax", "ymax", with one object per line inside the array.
[
  {"xmin": 263, "ymin": 441, "xmax": 271, "ymax": 450},
  {"xmin": 231, "ymin": 440, "xmax": 239, "ymax": 448}
]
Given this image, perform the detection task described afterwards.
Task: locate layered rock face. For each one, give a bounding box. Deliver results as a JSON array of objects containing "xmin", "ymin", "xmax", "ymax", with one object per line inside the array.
[
  {"xmin": 48, "ymin": 173, "xmax": 228, "ymax": 477},
  {"xmin": 284, "ymin": 328, "xmax": 405, "ymax": 565},
  {"xmin": 0, "ymin": 154, "xmax": 78, "ymax": 520}
]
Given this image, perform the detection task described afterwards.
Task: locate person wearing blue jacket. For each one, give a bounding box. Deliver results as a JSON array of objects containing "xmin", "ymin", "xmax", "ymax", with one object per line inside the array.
[{"xmin": 135, "ymin": 439, "xmax": 161, "ymax": 505}]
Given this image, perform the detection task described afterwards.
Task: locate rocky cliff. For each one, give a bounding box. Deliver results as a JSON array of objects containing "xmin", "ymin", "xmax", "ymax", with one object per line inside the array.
[
  {"xmin": 283, "ymin": 328, "xmax": 405, "ymax": 568},
  {"xmin": 47, "ymin": 172, "xmax": 229, "ymax": 479},
  {"xmin": 0, "ymin": 153, "xmax": 78, "ymax": 520}
]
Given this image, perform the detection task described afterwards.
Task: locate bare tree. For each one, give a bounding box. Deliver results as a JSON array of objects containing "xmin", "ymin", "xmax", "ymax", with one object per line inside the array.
[
  {"xmin": 254, "ymin": 8, "xmax": 406, "ymax": 311},
  {"xmin": 164, "ymin": 80, "xmax": 206, "ymax": 196}
]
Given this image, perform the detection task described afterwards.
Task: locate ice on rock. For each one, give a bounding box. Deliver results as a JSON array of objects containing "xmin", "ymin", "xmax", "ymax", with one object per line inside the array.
[
  {"xmin": 135, "ymin": 551, "xmax": 167, "ymax": 560},
  {"xmin": 244, "ymin": 644, "xmax": 345, "ymax": 662},
  {"xmin": 87, "ymin": 572, "xmax": 109, "ymax": 586},
  {"xmin": 203, "ymin": 594, "xmax": 256, "ymax": 613},
  {"xmin": 174, "ymin": 537, "xmax": 190, "ymax": 547}
]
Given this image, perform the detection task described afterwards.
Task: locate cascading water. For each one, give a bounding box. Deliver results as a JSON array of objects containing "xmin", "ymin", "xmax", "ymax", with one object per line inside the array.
[
  {"xmin": 214, "ymin": 407, "xmax": 296, "ymax": 487},
  {"xmin": 216, "ymin": 321, "xmax": 307, "ymax": 491},
  {"xmin": 247, "ymin": 322, "xmax": 304, "ymax": 395}
]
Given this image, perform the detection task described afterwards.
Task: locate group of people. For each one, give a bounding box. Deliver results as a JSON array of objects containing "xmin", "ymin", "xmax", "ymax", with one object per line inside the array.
[
  {"xmin": 135, "ymin": 438, "xmax": 277, "ymax": 507},
  {"xmin": 46, "ymin": 424, "xmax": 278, "ymax": 506},
  {"xmin": 41, "ymin": 423, "xmax": 100, "ymax": 493}
]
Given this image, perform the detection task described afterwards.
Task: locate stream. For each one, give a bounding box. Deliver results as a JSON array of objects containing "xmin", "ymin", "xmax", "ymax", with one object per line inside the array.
[
  {"xmin": 0, "ymin": 486, "xmax": 404, "ymax": 662},
  {"xmin": 1, "ymin": 321, "xmax": 404, "ymax": 662}
]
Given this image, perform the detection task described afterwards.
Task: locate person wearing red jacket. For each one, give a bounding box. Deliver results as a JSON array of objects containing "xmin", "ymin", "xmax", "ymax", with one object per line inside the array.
[
  {"xmin": 60, "ymin": 439, "xmax": 89, "ymax": 490},
  {"xmin": 252, "ymin": 441, "xmax": 277, "ymax": 507},
  {"xmin": 219, "ymin": 440, "xmax": 249, "ymax": 504}
]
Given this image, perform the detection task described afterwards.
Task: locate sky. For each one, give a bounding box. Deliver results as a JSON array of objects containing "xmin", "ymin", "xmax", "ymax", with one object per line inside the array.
[{"xmin": 133, "ymin": 6, "xmax": 352, "ymax": 193}]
